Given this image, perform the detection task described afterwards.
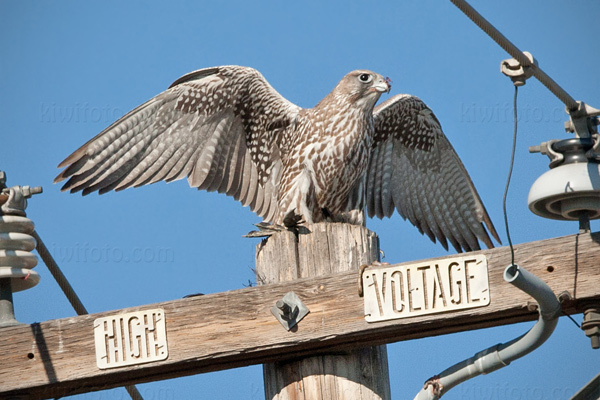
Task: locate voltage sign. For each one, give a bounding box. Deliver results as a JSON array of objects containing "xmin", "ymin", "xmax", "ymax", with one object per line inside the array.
[{"xmin": 363, "ymin": 254, "xmax": 490, "ymax": 322}]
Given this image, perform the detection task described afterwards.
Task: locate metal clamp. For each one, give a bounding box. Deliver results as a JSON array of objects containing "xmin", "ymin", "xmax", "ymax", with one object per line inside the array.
[
  {"xmin": 1, "ymin": 183, "xmax": 43, "ymax": 217},
  {"xmin": 564, "ymin": 101, "xmax": 600, "ymax": 139},
  {"xmin": 501, "ymin": 51, "xmax": 537, "ymax": 87},
  {"xmin": 271, "ymin": 291, "xmax": 309, "ymax": 331}
]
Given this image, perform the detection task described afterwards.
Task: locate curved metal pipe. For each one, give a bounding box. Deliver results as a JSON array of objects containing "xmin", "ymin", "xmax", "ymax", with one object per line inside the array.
[{"xmin": 413, "ymin": 264, "xmax": 561, "ymax": 400}]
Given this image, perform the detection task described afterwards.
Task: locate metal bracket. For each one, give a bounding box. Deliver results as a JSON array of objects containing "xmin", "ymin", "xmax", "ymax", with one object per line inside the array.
[
  {"xmin": 0, "ymin": 172, "xmax": 43, "ymax": 216},
  {"xmin": 565, "ymin": 101, "xmax": 600, "ymax": 139},
  {"xmin": 529, "ymin": 139, "xmax": 562, "ymax": 168},
  {"xmin": 501, "ymin": 51, "xmax": 537, "ymax": 86},
  {"xmin": 529, "ymin": 135, "xmax": 600, "ymax": 168},
  {"xmin": 271, "ymin": 291, "xmax": 309, "ymax": 331}
]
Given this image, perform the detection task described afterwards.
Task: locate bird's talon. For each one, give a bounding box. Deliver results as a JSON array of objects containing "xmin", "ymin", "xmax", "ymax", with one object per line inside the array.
[
  {"xmin": 243, "ymin": 222, "xmax": 287, "ymax": 238},
  {"xmin": 283, "ymin": 210, "xmax": 304, "ymax": 229}
]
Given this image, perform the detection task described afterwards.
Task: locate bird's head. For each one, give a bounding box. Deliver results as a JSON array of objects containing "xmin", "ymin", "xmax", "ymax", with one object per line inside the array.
[{"xmin": 330, "ymin": 70, "xmax": 392, "ymax": 110}]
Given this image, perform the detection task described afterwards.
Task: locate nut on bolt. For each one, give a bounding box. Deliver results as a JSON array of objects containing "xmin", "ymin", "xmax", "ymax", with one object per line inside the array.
[
  {"xmin": 276, "ymin": 299, "xmax": 299, "ymax": 321},
  {"xmin": 271, "ymin": 292, "xmax": 309, "ymax": 331},
  {"xmin": 581, "ymin": 306, "xmax": 600, "ymax": 349}
]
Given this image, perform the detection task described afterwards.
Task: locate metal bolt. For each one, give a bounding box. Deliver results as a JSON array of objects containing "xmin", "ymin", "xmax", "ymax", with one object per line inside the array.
[
  {"xmin": 21, "ymin": 186, "xmax": 43, "ymax": 198},
  {"xmin": 581, "ymin": 306, "xmax": 600, "ymax": 349},
  {"xmin": 557, "ymin": 291, "xmax": 572, "ymax": 303},
  {"xmin": 271, "ymin": 292, "xmax": 309, "ymax": 330},
  {"xmin": 276, "ymin": 299, "xmax": 290, "ymax": 313},
  {"xmin": 526, "ymin": 301, "xmax": 539, "ymax": 312},
  {"xmin": 276, "ymin": 299, "xmax": 298, "ymax": 320}
]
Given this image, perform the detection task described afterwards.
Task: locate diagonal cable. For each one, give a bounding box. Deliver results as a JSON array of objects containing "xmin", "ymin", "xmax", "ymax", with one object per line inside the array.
[
  {"xmin": 450, "ymin": 0, "xmax": 579, "ymax": 111},
  {"xmin": 33, "ymin": 230, "xmax": 144, "ymax": 400}
]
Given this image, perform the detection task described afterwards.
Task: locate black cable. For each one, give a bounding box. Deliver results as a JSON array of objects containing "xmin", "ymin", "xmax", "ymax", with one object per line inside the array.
[
  {"xmin": 501, "ymin": 89, "xmax": 582, "ymax": 330},
  {"xmin": 503, "ymin": 86, "xmax": 518, "ymax": 267},
  {"xmin": 503, "ymin": 84, "xmax": 583, "ymax": 332},
  {"xmin": 562, "ymin": 312, "xmax": 581, "ymax": 329}
]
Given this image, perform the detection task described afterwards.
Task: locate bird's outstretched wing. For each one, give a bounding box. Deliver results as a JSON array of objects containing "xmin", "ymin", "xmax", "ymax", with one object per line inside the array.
[
  {"xmin": 55, "ymin": 66, "xmax": 301, "ymax": 222},
  {"xmin": 366, "ymin": 94, "xmax": 500, "ymax": 252}
]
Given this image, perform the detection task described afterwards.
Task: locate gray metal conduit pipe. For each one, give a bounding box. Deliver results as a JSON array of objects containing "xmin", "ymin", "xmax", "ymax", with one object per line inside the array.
[{"xmin": 413, "ymin": 264, "xmax": 562, "ymax": 400}]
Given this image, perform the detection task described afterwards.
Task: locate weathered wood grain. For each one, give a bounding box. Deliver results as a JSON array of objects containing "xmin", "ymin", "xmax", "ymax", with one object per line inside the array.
[
  {"xmin": 0, "ymin": 228, "xmax": 599, "ymax": 399},
  {"xmin": 255, "ymin": 223, "xmax": 390, "ymax": 400}
]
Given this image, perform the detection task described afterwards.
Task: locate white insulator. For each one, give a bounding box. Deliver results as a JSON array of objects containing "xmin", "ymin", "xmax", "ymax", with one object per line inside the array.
[
  {"xmin": 0, "ymin": 215, "xmax": 40, "ymax": 292},
  {"xmin": 0, "ymin": 232, "xmax": 36, "ymax": 250},
  {"xmin": 528, "ymin": 162, "xmax": 600, "ymax": 221}
]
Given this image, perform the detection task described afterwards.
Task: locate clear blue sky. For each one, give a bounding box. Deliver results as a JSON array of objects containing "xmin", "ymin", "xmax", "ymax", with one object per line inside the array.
[{"xmin": 1, "ymin": 1, "xmax": 599, "ymax": 399}]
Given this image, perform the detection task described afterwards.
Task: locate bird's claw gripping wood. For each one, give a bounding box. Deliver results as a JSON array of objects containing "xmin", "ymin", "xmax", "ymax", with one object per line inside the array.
[
  {"xmin": 282, "ymin": 210, "xmax": 304, "ymax": 228},
  {"xmin": 243, "ymin": 222, "xmax": 287, "ymax": 238}
]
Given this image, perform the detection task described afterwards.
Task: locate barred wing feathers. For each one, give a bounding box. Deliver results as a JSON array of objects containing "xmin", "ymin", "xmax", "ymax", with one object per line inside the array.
[
  {"xmin": 367, "ymin": 94, "xmax": 500, "ymax": 252},
  {"xmin": 55, "ymin": 66, "xmax": 301, "ymax": 223}
]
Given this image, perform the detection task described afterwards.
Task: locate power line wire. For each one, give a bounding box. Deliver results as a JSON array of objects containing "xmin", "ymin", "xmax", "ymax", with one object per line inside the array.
[
  {"xmin": 33, "ymin": 230, "xmax": 144, "ymax": 400},
  {"xmin": 450, "ymin": 0, "xmax": 579, "ymax": 111}
]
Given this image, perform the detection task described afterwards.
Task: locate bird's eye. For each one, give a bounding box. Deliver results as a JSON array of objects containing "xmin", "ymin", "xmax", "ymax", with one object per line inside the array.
[{"xmin": 358, "ymin": 73, "xmax": 372, "ymax": 83}]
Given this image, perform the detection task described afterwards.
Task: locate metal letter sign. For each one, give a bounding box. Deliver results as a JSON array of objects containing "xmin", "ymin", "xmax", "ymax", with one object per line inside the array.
[
  {"xmin": 363, "ymin": 255, "xmax": 490, "ymax": 322},
  {"xmin": 94, "ymin": 308, "xmax": 168, "ymax": 369}
]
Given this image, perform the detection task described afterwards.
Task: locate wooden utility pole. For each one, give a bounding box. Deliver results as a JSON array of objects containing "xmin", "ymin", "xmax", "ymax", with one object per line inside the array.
[
  {"xmin": 255, "ymin": 223, "xmax": 391, "ymax": 400},
  {"xmin": 2, "ymin": 230, "xmax": 600, "ymax": 398}
]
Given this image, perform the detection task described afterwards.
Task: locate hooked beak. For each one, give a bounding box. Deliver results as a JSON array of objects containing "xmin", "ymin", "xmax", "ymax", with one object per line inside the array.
[{"xmin": 372, "ymin": 76, "xmax": 392, "ymax": 94}]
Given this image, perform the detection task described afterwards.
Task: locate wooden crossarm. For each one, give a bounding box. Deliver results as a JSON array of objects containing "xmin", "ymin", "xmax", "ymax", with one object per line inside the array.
[{"xmin": 0, "ymin": 231, "xmax": 598, "ymax": 399}]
